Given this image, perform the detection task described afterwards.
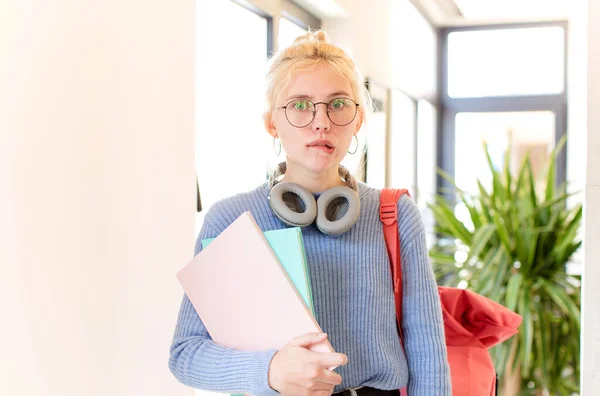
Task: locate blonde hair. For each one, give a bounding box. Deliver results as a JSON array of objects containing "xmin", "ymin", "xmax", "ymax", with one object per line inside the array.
[{"xmin": 263, "ymin": 29, "xmax": 372, "ymax": 129}]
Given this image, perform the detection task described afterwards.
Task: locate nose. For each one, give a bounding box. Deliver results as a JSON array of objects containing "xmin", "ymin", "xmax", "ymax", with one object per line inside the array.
[{"xmin": 312, "ymin": 103, "xmax": 330, "ymax": 132}]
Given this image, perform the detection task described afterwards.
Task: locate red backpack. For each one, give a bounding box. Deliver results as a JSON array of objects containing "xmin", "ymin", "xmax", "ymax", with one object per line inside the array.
[{"xmin": 380, "ymin": 189, "xmax": 522, "ymax": 396}]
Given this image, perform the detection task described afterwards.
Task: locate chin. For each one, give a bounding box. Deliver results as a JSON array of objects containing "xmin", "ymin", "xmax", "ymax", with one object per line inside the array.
[
  {"xmin": 287, "ymin": 150, "xmax": 344, "ymax": 172},
  {"xmin": 302, "ymin": 156, "xmax": 342, "ymax": 174}
]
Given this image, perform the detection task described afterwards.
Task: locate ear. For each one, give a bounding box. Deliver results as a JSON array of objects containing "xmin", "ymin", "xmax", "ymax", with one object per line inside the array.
[{"xmin": 264, "ymin": 112, "xmax": 277, "ymax": 138}]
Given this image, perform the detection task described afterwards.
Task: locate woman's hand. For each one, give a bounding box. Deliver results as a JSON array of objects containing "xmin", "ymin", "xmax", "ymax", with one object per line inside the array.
[{"xmin": 268, "ymin": 332, "xmax": 348, "ymax": 396}]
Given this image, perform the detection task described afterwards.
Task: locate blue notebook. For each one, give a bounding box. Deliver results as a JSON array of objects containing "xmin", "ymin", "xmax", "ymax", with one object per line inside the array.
[{"xmin": 202, "ymin": 227, "xmax": 314, "ymax": 315}]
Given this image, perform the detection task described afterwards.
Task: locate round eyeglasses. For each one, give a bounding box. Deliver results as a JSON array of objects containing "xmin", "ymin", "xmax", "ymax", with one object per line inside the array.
[{"xmin": 278, "ymin": 98, "xmax": 360, "ymax": 128}]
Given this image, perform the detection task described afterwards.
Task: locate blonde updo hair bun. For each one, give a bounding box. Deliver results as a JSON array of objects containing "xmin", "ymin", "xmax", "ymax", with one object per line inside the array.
[
  {"xmin": 292, "ymin": 30, "xmax": 329, "ymax": 45},
  {"xmin": 264, "ymin": 29, "xmax": 372, "ymax": 131}
]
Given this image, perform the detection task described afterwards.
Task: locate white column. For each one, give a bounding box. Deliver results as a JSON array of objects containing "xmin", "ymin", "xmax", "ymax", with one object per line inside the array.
[
  {"xmin": 0, "ymin": 1, "xmax": 195, "ymax": 395},
  {"xmin": 582, "ymin": 0, "xmax": 600, "ymax": 393}
]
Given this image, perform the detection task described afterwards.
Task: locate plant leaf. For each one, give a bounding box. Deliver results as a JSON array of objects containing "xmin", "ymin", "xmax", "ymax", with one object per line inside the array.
[
  {"xmin": 526, "ymin": 160, "xmax": 538, "ymax": 210},
  {"xmin": 492, "ymin": 211, "xmax": 513, "ymax": 255},
  {"xmin": 539, "ymin": 279, "xmax": 581, "ymax": 329},
  {"xmin": 483, "ymin": 142, "xmax": 505, "ymax": 204},
  {"xmin": 545, "ymin": 135, "xmax": 567, "ymax": 202},
  {"xmin": 465, "ymin": 223, "xmax": 496, "ymax": 264},
  {"xmin": 504, "ymin": 140, "xmax": 513, "ymax": 201},
  {"xmin": 518, "ymin": 290, "xmax": 534, "ymax": 376},
  {"xmin": 535, "ymin": 301, "xmax": 550, "ymax": 388},
  {"xmin": 505, "ymin": 273, "xmax": 523, "ymax": 312}
]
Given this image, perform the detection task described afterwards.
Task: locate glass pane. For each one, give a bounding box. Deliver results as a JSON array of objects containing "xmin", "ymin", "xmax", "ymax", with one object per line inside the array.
[
  {"xmin": 196, "ymin": 0, "xmax": 270, "ymax": 237},
  {"xmin": 278, "ymin": 18, "xmax": 307, "ymax": 50},
  {"xmin": 364, "ymin": 83, "xmax": 389, "ymax": 189},
  {"xmin": 389, "ymin": 90, "xmax": 416, "ymax": 194},
  {"xmin": 416, "ymin": 100, "xmax": 437, "ymax": 249},
  {"xmin": 454, "ymin": 111, "xmax": 555, "ymax": 198},
  {"xmin": 416, "ymin": 100, "xmax": 437, "ymax": 208},
  {"xmin": 448, "ymin": 27, "xmax": 565, "ymax": 98}
]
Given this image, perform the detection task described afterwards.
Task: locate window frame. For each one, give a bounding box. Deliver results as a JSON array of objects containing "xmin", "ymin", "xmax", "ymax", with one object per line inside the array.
[{"xmin": 437, "ymin": 21, "xmax": 569, "ymax": 200}]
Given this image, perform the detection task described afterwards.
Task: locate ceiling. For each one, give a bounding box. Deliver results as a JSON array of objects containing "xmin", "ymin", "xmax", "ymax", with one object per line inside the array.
[
  {"xmin": 289, "ymin": 0, "xmax": 347, "ymax": 19},
  {"xmin": 454, "ymin": 0, "xmax": 572, "ymax": 20},
  {"xmin": 411, "ymin": 0, "xmax": 574, "ymax": 26},
  {"xmin": 291, "ymin": 0, "xmax": 574, "ymax": 27}
]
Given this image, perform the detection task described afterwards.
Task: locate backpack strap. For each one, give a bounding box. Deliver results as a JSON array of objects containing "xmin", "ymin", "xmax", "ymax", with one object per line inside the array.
[
  {"xmin": 380, "ymin": 188, "xmax": 411, "ymax": 396},
  {"xmin": 380, "ymin": 188, "xmax": 410, "ymax": 334}
]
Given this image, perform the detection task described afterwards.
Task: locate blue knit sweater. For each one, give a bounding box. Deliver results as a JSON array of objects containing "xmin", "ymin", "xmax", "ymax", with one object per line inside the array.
[{"xmin": 169, "ymin": 181, "xmax": 451, "ymax": 395}]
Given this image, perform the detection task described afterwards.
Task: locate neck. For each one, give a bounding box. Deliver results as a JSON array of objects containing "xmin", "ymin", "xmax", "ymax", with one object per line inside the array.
[{"xmin": 280, "ymin": 162, "xmax": 345, "ymax": 193}]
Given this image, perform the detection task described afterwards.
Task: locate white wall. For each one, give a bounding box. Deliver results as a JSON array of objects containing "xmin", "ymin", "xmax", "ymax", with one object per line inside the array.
[
  {"xmin": 582, "ymin": 0, "xmax": 600, "ymax": 392},
  {"xmin": 0, "ymin": 1, "xmax": 195, "ymax": 395},
  {"xmin": 389, "ymin": 0, "xmax": 438, "ymax": 102}
]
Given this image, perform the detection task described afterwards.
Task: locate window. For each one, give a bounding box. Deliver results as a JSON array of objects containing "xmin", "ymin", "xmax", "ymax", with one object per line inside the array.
[
  {"xmin": 196, "ymin": 1, "xmax": 271, "ymax": 236},
  {"xmin": 439, "ymin": 23, "xmax": 568, "ymax": 202},
  {"xmin": 364, "ymin": 81, "xmax": 389, "ymax": 188},
  {"xmin": 447, "ymin": 26, "xmax": 565, "ymax": 98},
  {"xmin": 416, "ymin": 100, "xmax": 437, "ymax": 248},
  {"xmin": 454, "ymin": 111, "xmax": 555, "ymax": 196},
  {"xmin": 416, "ymin": 100, "xmax": 437, "ymax": 209},
  {"xmin": 389, "ymin": 90, "xmax": 417, "ymax": 195}
]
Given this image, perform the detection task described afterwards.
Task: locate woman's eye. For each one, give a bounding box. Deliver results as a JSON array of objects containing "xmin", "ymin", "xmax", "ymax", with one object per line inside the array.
[
  {"xmin": 331, "ymin": 99, "xmax": 346, "ymax": 109},
  {"xmin": 293, "ymin": 100, "xmax": 309, "ymax": 110}
]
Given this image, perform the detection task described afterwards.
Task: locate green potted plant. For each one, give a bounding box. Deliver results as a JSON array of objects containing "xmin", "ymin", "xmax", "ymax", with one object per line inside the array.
[{"xmin": 428, "ymin": 137, "xmax": 582, "ymax": 395}]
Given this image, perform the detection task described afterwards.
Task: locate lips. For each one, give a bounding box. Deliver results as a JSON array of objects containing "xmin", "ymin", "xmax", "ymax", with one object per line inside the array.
[
  {"xmin": 307, "ymin": 139, "xmax": 334, "ymax": 150},
  {"xmin": 307, "ymin": 140, "xmax": 335, "ymax": 154}
]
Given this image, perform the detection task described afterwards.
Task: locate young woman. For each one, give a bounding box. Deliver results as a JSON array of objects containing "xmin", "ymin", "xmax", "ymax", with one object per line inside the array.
[{"xmin": 169, "ymin": 30, "xmax": 451, "ymax": 396}]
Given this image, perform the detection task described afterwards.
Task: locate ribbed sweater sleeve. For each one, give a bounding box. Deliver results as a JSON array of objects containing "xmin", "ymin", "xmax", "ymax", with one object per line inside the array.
[{"xmin": 397, "ymin": 195, "xmax": 451, "ymax": 395}]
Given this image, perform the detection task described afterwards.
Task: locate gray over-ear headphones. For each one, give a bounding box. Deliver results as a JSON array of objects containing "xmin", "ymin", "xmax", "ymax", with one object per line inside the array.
[{"xmin": 268, "ymin": 162, "xmax": 360, "ymax": 236}]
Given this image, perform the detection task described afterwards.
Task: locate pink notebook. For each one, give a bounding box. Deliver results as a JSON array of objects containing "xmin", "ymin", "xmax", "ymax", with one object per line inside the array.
[{"xmin": 177, "ymin": 211, "xmax": 333, "ymax": 354}]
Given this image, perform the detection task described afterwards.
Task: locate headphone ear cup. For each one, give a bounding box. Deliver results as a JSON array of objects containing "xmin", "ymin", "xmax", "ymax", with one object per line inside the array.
[
  {"xmin": 315, "ymin": 186, "xmax": 360, "ymax": 236},
  {"xmin": 269, "ymin": 182, "xmax": 317, "ymax": 227}
]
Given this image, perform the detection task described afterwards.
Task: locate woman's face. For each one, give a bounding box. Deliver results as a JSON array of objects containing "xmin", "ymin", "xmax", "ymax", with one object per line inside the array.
[{"xmin": 268, "ymin": 64, "xmax": 362, "ymax": 175}]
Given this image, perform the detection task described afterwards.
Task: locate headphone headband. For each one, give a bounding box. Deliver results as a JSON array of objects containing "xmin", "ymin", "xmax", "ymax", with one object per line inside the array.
[
  {"xmin": 268, "ymin": 162, "xmax": 360, "ymax": 236},
  {"xmin": 268, "ymin": 162, "xmax": 358, "ymax": 192}
]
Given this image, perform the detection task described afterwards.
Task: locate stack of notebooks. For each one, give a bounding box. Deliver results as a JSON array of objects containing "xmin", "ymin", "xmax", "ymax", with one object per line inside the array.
[{"xmin": 177, "ymin": 212, "xmax": 334, "ymax": 393}]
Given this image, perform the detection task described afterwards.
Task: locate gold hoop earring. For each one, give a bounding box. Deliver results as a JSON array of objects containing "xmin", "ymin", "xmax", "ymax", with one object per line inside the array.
[
  {"xmin": 273, "ymin": 137, "xmax": 282, "ymax": 155},
  {"xmin": 347, "ymin": 135, "xmax": 358, "ymax": 155}
]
